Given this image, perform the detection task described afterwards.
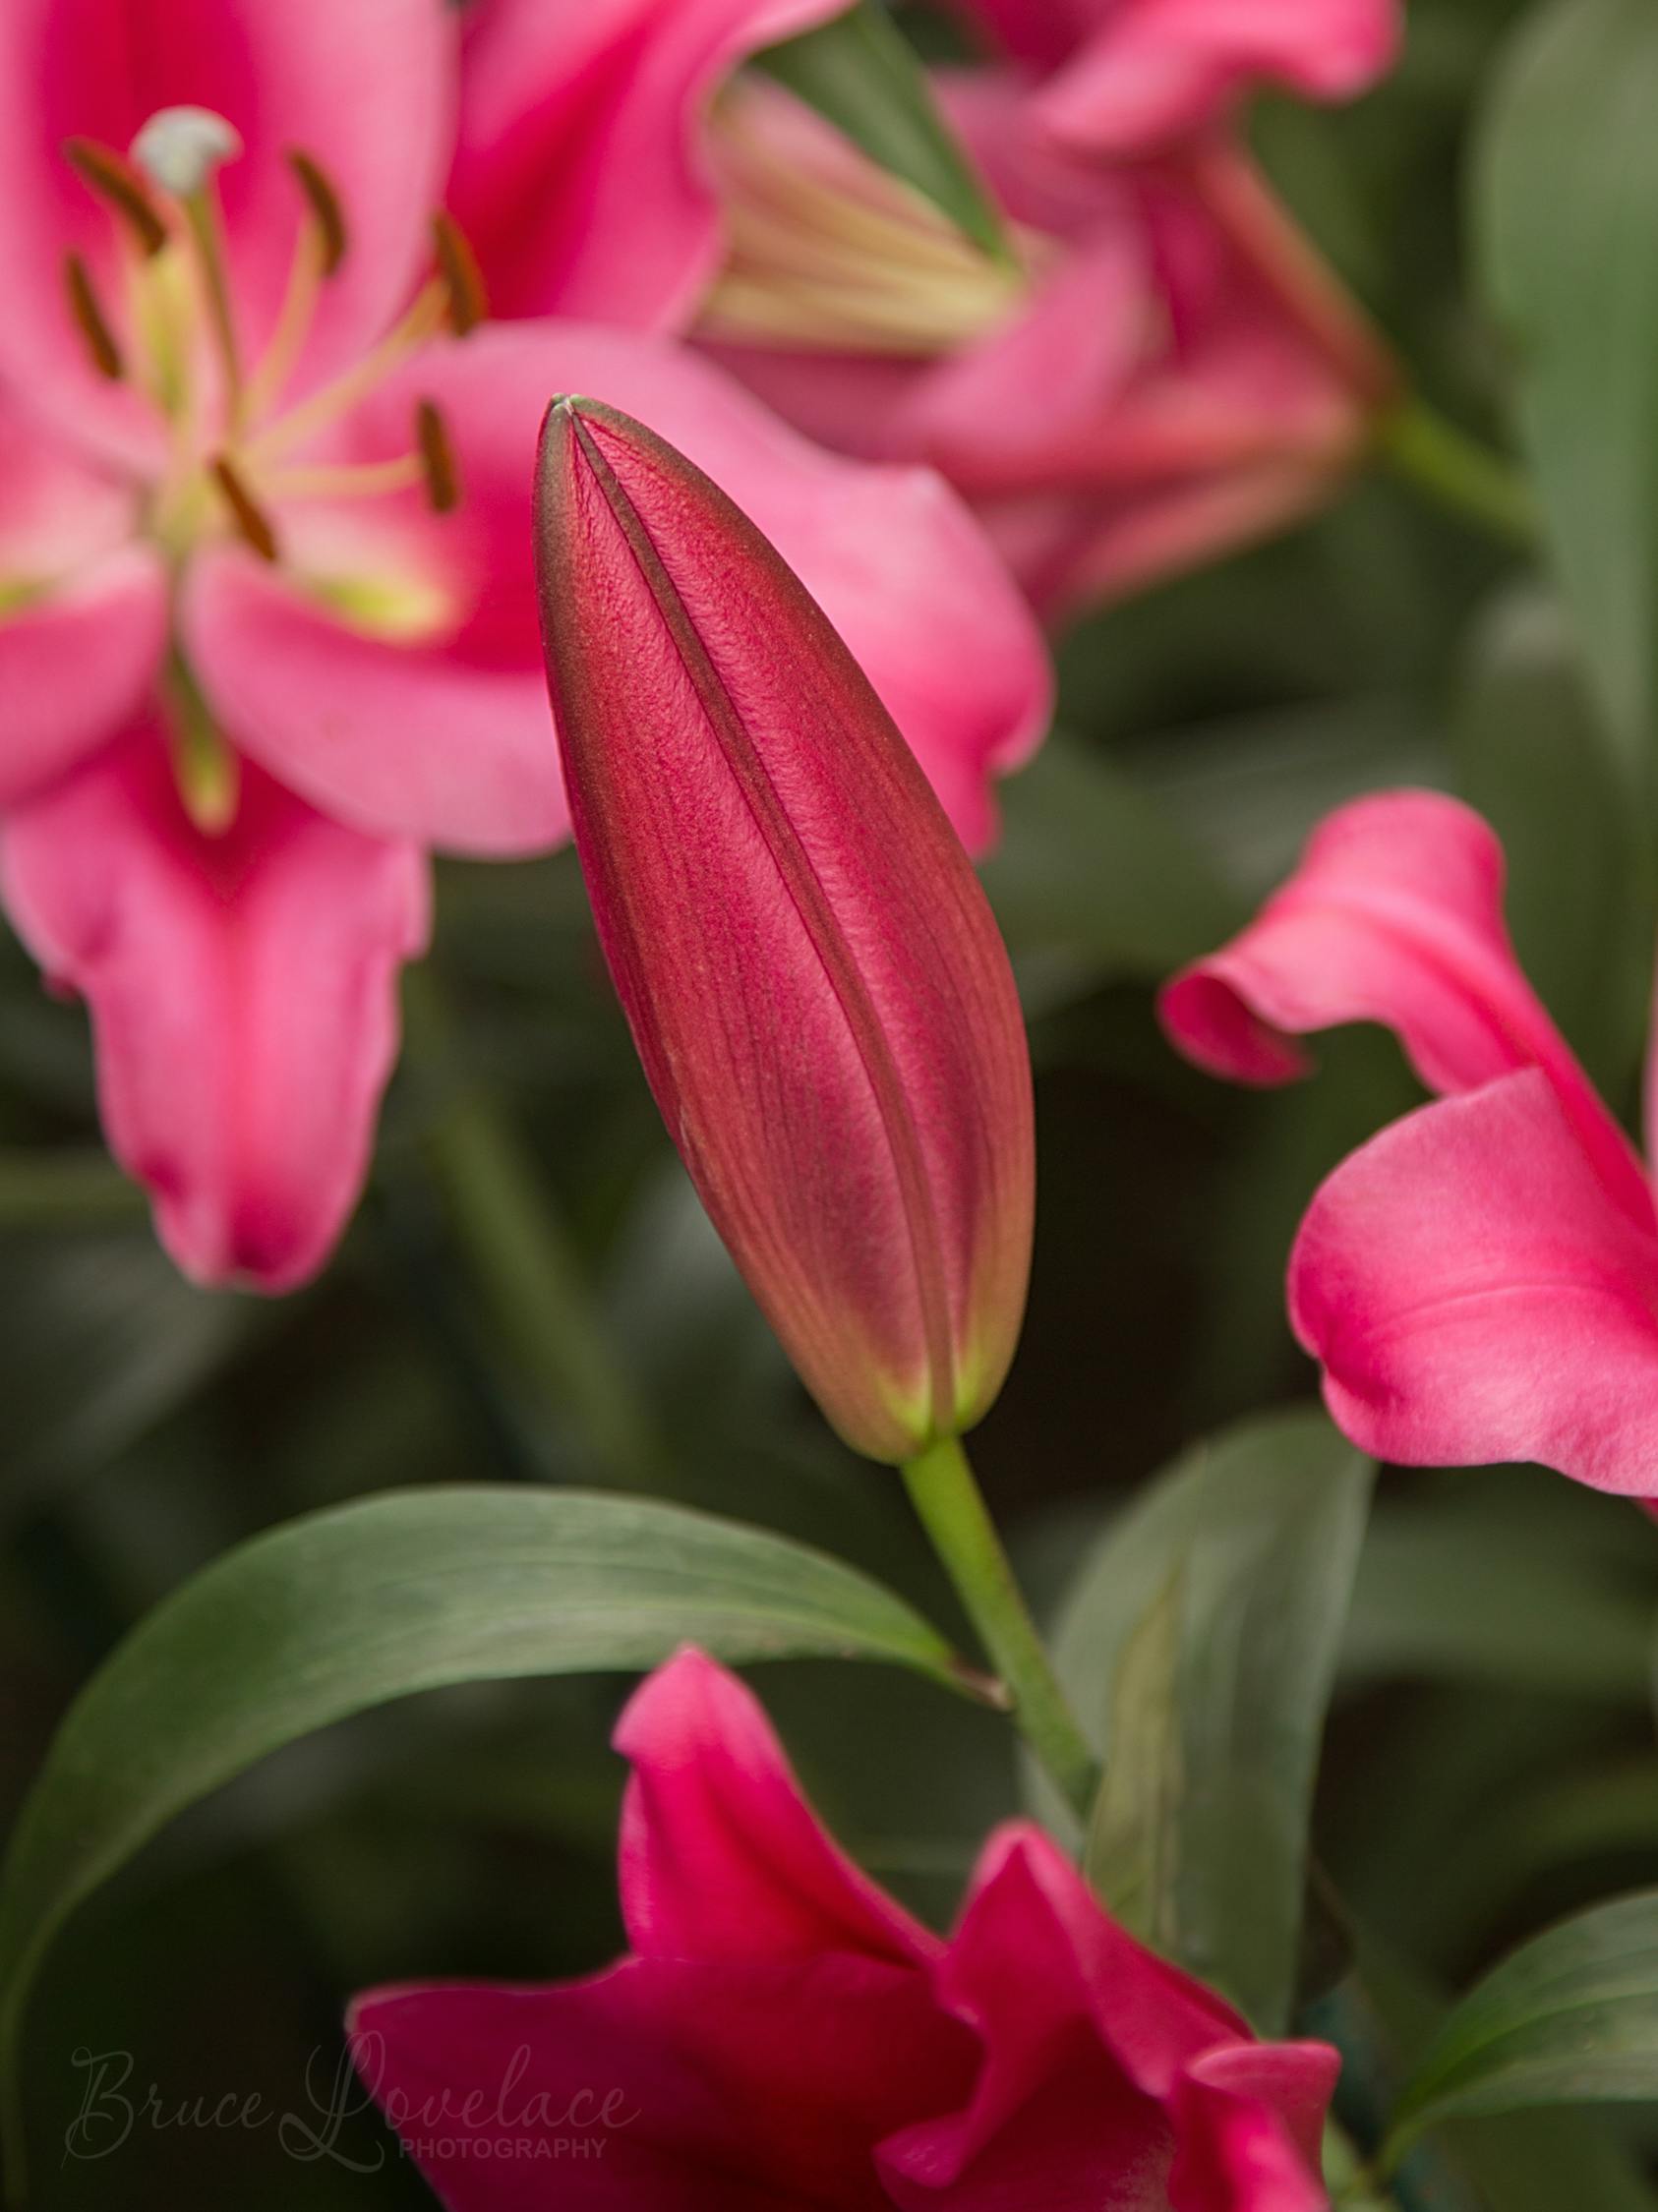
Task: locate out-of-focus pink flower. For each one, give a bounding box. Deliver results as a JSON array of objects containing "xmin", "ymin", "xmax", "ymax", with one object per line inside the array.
[
  {"xmin": 948, "ymin": 0, "xmax": 1400, "ymax": 158},
  {"xmin": 1159, "ymin": 791, "xmax": 1658, "ymax": 1498},
  {"xmin": 0, "ymin": 0, "xmax": 1047, "ymax": 1290},
  {"xmin": 537, "ymin": 399, "xmax": 1034, "ymax": 1460},
  {"xmin": 352, "ymin": 1647, "xmax": 1340, "ymax": 2209},
  {"xmin": 699, "ymin": 71, "xmax": 1392, "ymax": 613}
]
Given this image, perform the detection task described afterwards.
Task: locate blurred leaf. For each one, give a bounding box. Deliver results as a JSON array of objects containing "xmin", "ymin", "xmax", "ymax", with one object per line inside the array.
[
  {"xmin": 1343, "ymin": 1493, "xmax": 1655, "ymax": 1703},
  {"xmin": 0, "ymin": 1235, "xmax": 252, "ymax": 1531},
  {"xmin": 1055, "ymin": 1408, "xmax": 1373, "ymax": 2030},
  {"xmin": 0, "ymin": 1485, "xmax": 971, "ymax": 2177},
  {"xmin": 754, "ymin": 2, "xmax": 1010, "ymax": 261},
  {"xmin": 1474, "ymin": 0, "xmax": 1658, "ymax": 776},
  {"xmin": 1454, "ymin": 586, "xmax": 1646, "ymax": 1094},
  {"xmin": 981, "ymin": 736, "xmax": 1245, "ymax": 985},
  {"xmin": 1392, "ymin": 1891, "xmax": 1658, "ymax": 2146}
]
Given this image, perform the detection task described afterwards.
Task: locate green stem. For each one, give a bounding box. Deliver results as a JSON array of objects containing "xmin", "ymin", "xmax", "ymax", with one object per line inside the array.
[
  {"xmin": 1374, "ymin": 398, "xmax": 1536, "ymax": 551},
  {"xmin": 405, "ymin": 972, "xmax": 668, "ymax": 1491},
  {"xmin": 0, "ymin": 1151, "xmax": 144, "ymax": 1227},
  {"xmin": 901, "ymin": 1433, "xmax": 1099, "ymax": 1819}
]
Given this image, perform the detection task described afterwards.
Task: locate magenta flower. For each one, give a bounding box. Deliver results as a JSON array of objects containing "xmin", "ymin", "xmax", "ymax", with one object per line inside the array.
[
  {"xmin": 351, "ymin": 1648, "xmax": 1340, "ymax": 2209},
  {"xmin": 441, "ymin": 0, "xmax": 1399, "ymax": 613},
  {"xmin": 537, "ymin": 399, "xmax": 1034, "ymax": 1461},
  {"xmin": 0, "ymin": 0, "xmax": 1048, "ymax": 1290},
  {"xmin": 946, "ymin": 0, "xmax": 1399, "ymax": 159},
  {"xmin": 1159, "ymin": 790, "xmax": 1658, "ymax": 1498}
]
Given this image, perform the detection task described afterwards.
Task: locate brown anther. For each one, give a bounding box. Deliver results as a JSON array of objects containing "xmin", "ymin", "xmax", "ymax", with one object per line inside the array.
[
  {"xmin": 431, "ymin": 210, "xmax": 488, "ymax": 336},
  {"xmin": 210, "ymin": 456, "xmax": 281, "ymax": 562},
  {"xmin": 63, "ymin": 254, "xmax": 123, "ymax": 379},
  {"xmin": 287, "ymin": 150, "xmax": 348, "ymax": 275},
  {"xmin": 63, "ymin": 138, "xmax": 167, "ymax": 257},
  {"xmin": 415, "ymin": 398, "xmax": 461, "ymax": 513}
]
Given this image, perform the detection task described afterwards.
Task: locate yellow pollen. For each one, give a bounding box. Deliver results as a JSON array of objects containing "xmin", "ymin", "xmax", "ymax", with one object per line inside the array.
[
  {"xmin": 702, "ymin": 83, "xmax": 1030, "ymax": 358},
  {"xmin": 415, "ymin": 398, "xmax": 460, "ymax": 512}
]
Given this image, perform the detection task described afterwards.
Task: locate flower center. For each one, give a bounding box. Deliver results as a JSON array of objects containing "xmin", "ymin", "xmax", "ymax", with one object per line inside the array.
[
  {"xmin": 700, "ymin": 80, "xmax": 1030, "ymax": 358},
  {"xmin": 58, "ymin": 109, "xmax": 483, "ymax": 830}
]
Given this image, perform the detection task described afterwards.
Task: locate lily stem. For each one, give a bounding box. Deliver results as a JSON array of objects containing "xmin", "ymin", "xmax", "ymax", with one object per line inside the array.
[
  {"xmin": 1373, "ymin": 397, "xmax": 1536, "ymax": 551},
  {"xmin": 901, "ymin": 1433, "xmax": 1099, "ymax": 1820},
  {"xmin": 406, "ymin": 971, "xmax": 669, "ymax": 1491}
]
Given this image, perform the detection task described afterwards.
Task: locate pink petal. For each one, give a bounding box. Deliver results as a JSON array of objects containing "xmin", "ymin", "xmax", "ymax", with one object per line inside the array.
[
  {"xmin": 185, "ymin": 322, "xmax": 1049, "ymax": 857},
  {"xmin": 1034, "ymin": 0, "xmax": 1399, "ymax": 155},
  {"xmin": 1169, "ymin": 2045, "xmax": 1340, "ymax": 2212},
  {"xmin": 615, "ymin": 1648, "xmax": 937, "ymax": 1966},
  {"xmin": 449, "ymin": 0, "xmax": 841, "ymax": 330},
  {"xmin": 1159, "ymin": 790, "xmax": 1652, "ymax": 1230},
  {"xmin": 352, "ymin": 1950, "xmax": 973, "ymax": 2211},
  {"xmin": 0, "ymin": 0, "xmax": 454, "ymax": 469},
  {"xmin": 0, "ymin": 386, "xmax": 168, "ymax": 804},
  {"xmin": 0, "ymin": 725, "xmax": 429, "ymax": 1291},
  {"xmin": 1289, "ymin": 1069, "xmax": 1658, "ymax": 1497},
  {"xmin": 880, "ymin": 1824, "xmax": 1257, "ymax": 2203}
]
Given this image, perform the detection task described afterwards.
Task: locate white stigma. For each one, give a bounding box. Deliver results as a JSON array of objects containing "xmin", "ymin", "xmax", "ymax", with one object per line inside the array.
[{"xmin": 131, "ymin": 107, "xmax": 244, "ymax": 198}]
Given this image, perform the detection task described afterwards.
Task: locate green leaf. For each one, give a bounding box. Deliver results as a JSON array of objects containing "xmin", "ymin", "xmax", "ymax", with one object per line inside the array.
[
  {"xmin": 1392, "ymin": 1891, "xmax": 1658, "ymax": 2147},
  {"xmin": 1453, "ymin": 586, "xmax": 1646, "ymax": 1096},
  {"xmin": 1473, "ymin": 0, "xmax": 1658, "ymax": 776},
  {"xmin": 0, "ymin": 1485, "xmax": 970, "ymax": 2179},
  {"xmin": 980, "ymin": 736, "xmax": 1246, "ymax": 986},
  {"xmin": 1054, "ymin": 1409, "xmax": 1373, "ymax": 2031},
  {"xmin": 753, "ymin": 2, "xmax": 1011, "ymax": 262}
]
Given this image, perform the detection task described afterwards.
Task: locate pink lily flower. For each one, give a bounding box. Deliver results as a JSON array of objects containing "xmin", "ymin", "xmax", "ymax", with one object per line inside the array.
[
  {"xmin": 946, "ymin": 0, "xmax": 1400, "ymax": 160},
  {"xmin": 445, "ymin": 0, "xmax": 1399, "ymax": 613},
  {"xmin": 351, "ymin": 1647, "xmax": 1340, "ymax": 2209},
  {"xmin": 0, "ymin": 0, "xmax": 1048, "ymax": 1291},
  {"xmin": 1159, "ymin": 790, "xmax": 1658, "ymax": 1499}
]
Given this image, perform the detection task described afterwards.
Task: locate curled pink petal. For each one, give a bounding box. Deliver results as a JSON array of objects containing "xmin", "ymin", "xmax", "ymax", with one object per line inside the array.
[
  {"xmin": 1159, "ymin": 789, "xmax": 1651, "ymax": 1228},
  {"xmin": 1289, "ymin": 1071, "xmax": 1658, "ymax": 1498},
  {"xmin": 615, "ymin": 1648, "xmax": 936, "ymax": 1966},
  {"xmin": 450, "ymin": 0, "xmax": 842, "ymax": 329},
  {"xmin": 0, "ymin": 726, "xmax": 429, "ymax": 1292}
]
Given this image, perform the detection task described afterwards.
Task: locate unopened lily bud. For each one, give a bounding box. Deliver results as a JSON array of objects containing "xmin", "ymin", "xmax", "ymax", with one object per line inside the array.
[{"xmin": 535, "ymin": 397, "xmax": 1035, "ymax": 1463}]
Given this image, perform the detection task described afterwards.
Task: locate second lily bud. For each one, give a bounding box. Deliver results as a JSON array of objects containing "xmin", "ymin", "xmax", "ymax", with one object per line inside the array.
[{"xmin": 534, "ymin": 397, "xmax": 1035, "ymax": 1464}]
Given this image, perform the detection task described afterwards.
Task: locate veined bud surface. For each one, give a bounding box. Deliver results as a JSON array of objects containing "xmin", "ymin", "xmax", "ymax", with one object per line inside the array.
[{"xmin": 535, "ymin": 397, "xmax": 1035, "ymax": 1462}]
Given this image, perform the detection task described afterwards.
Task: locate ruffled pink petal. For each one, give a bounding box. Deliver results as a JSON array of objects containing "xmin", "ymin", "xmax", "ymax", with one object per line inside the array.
[
  {"xmin": 1289, "ymin": 1069, "xmax": 1658, "ymax": 1497},
  {"xmin": 1169, "ymin": 2045, "xmax": 1340, "ymax": 2212},
  {"xmin": 0, "ymin": 0, "xmax": 454, "ymax": 468},
  {"xmin": 351, "ymin": 1951, "xmax": 973, "ymax": 2210},
  {"xmin": 0, "ymin": 725, "xmax": 429, "ymax": 1291},
  {"xmin": 880, "ymin": 1823, "xmax": 1255, "ymax": 2204},
  {"xmin": 185, "ymin": 322, "xmax": 1049, "ymax": 857},
  {"xmin": 450, "ymin": 0, "xmax": 842, "ymax": 330},
  {"xmin": 1159, "ymin": 790, "xmax": 1652, "ymax": 1230},
  {"xmin": 972, "ymin": 0, "xmax": 1401, "ymax": 154},
  {"xmin": 615, "ymin": 1648, "xmax": 936, "ymax": 1967}
]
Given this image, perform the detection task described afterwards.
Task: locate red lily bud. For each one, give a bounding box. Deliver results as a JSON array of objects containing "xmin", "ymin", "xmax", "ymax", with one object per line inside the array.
[{"xmin": 534, "ymin": 397, "xmax": 1035, "ymax": 1463}]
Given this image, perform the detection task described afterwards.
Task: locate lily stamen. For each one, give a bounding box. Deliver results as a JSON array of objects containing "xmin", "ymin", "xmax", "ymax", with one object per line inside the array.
[
  {"xmin": 63, "ymin": 253, "xmax": 123, "ymax": 379},
  {"xmin": 243, "ymin": 151, "xmax": 351, "ymax": 430},
  {"xmin": 261, "ymin": 453, "xmax": 428, "ymax": 501},
  {"xmin": 430, "ymin": 211, "xmax": 487, "ymax": 335},
  {"xmin": 415, "ymin": 398, "xmax": 460, "ymax": 511},
  {"xmin": 243, "ymin": 276, "xmax": 448, "ymax": 464},
  {"xmin": 210, "ymin": 454, "xmax": 280, "ymax": 560},
  {"xmin": 62, "ymin": 137, "xmax": 167, "ymax": 258}
]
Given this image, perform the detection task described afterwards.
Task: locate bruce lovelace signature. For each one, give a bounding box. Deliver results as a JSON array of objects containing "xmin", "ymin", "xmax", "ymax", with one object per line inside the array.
[{"xmin": 63, "ymin": 2035, "xmax": 638, "ymax": 2169}]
